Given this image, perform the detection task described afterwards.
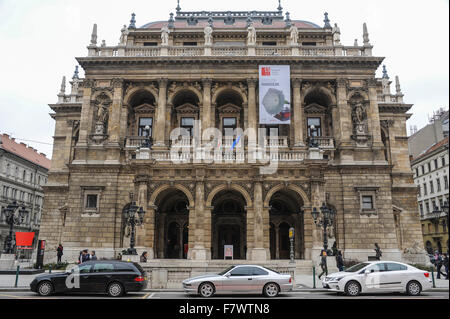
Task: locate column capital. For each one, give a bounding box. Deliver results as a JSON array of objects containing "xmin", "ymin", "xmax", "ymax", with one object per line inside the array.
[
  {"xmin": 81, "ymin": 79, "xmax": 95, "ymax": 89},
  {"xmin": 367, "ymin": 78, "xmax": 378, "ymax": 88},
  {"xmin": 247, "ymin": 78, "xmax": 258, "ymax": 87},
  {"xmin": 158, "ymin": 78, "xmax": 169, "ymax": 87},
  {"xmin": 336, "ymin": 78, "xmax": 348, "ymax": 88},
  {"xmin": 292, "ymin": 78, "xmax": 302, "ymax": 88},
  {"xmin": 112, "ymin": 78, "xmax": 124, "ymax": 89},
  {"xmin": 202, "ymin": 78, "xmax": 212, "ymax": 86}
]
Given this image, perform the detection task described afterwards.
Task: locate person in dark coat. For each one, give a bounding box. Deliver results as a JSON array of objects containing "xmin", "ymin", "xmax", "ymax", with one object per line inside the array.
[
  {"xmin": 140, "ymin": 251, "xmax": 148, "ymax": 263},
  {"xmin": 318, "ymin": 250, "xmax": 328, "ymax": 279},
  {"xmin": 374, "ymin": 243, "xmax": 382, "ymax": 260},
  {"xmin": 336, "ymin": 250, "xmax": 344, "ymax": 272},
  {"xmin": 56, "ymin": 244, "xmax": 63, "ymax": 263},
  {"xmin": 81, "ymin": 249, "xmax": 91, "ymax": 263},
  {"xmin": 90, "ymin": 251, "xmax": 97, "ymax": 261},
  {"xmin": 443, "ymin": 253, "xmax": 449, "ymax": 280}
]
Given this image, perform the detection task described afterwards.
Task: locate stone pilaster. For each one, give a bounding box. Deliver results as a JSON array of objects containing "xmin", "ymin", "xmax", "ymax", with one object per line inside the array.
[
  {"xmin": 202, "ymin": 79, "xmax": 212, "ymax": 134},
  {"xmin": 368, "ymin": 78, "xmax": 385, "ymax": 161},
  {"xmin": 154, "ymin": 78, "xmax": 168, "ymax": 147},
  {"xmin": 77, "ymin": 80, "xmax": 94, "ymax": 147},
  {"xmin": 336, "ymin": 78, "xmax": 354, "ymax": 163},
  {"xmin": 190, "ymin": 181, "xmax": 207, "ymax": 260},
  {"xmin": 292, "ymin": 78, "xmax": 305, "ymax": 147},
  {"xmin": 247, "ymin": 78, "xmax": 258, "ymax": 147},
  {"xmin": 249, "ymin": 181, "xmax": 268, "ymax": 260}
]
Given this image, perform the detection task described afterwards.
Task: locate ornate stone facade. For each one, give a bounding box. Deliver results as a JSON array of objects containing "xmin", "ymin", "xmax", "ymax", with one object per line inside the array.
[{"xmin": 40, "ymin": 6, "xmax": 426, "ymax": 268}]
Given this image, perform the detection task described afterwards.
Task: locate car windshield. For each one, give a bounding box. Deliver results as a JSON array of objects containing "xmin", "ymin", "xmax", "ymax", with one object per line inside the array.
[
  {"xmin": 345, "ymin": 262, "xmax": 370, "ymax": 272},
  {"xmin": 218, "ymin": 266, "xmax": 235, "ymax": 276}
]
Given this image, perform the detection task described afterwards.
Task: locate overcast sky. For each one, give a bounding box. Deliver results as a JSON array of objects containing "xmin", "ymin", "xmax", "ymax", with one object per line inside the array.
[{"xmin": 0, "ymin": 0, "xmax": 448, "ymax": 159}]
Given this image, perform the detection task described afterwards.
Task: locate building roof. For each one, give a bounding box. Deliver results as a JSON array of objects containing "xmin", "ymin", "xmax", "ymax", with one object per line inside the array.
[
  {"xmin": 0, "ymin": 134, "xmax": 51, "ymax": 170},
  {"xmin": 411, "ymin": 136, "xmax": 449, "ymax": 163},
  {"xmin": 141, "ymin": 20, "xmax": 320, "ymax": 30}
]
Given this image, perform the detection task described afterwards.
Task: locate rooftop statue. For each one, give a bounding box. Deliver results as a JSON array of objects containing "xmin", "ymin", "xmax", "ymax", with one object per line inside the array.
[
  {"xmin": 332, "ymin": 23, "xmax": 341, "ymax": 45},
  {"xmin": 204, "ymin": 25, "xmax": 213, "ymax": 46},
  {"xmin": 161, "ymin": 26, "xmax": 170, "ymax": 46},
  {"xmin": 247, "ymin": 25, "xmax": 256, "ymax": 45},
  {"xmin": 289, "ymin": 25, "xmax": 298, "ymax": 45},
  {"xmin": 119, "ymin": 25, "xmax": 129, "ymax": 46}
]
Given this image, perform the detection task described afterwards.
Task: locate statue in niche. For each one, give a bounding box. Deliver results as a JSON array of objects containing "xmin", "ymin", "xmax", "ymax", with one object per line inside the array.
[
  {"xmin": 94, "ymin": 100, "xmax": 110, "ymax": 135},
  {"xmin": 161, "ymin": 26, "xmax": 170, "ymax": 46},
  {"xmin": 204, "ymin": 25, "xmax": 213, "ymax": 46},
  {"xmin": 351, "ymin": 102, "xmax": 368, "ymax": 135},
  {"xmin": 247, "ymin": 24, "xmax": 256, "ymax": 45},
  {"xmin": 289, "ymin": 25, "xmax": 298, "ymax": 45}
]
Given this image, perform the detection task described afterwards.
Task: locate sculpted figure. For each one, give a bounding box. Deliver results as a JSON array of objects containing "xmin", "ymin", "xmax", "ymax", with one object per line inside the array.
[
  {"xmin": 332, "ymin": 23, "xmax": 341, "ymax": 44},
  {"xmin": 204, "ymin": 25, "xmax": 213, "ymax": 45},
  {"xmin": 289, "ymin": 25, "xmax": 298, "ymax": 45},
  {"xmin": 247, "ymin": 25, "xmax": 256, "ymax": 45},
  {"xmin": 119, "ymin": 25, "xmax": 129, "ymax": 45},
  {"xmin": 161, "ymin": 26, "xmax": 170, "ymax": 45}
]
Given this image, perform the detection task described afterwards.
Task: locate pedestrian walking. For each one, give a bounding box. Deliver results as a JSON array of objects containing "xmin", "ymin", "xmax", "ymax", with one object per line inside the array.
[
  {"xmin": 56, "ymin": 244, "xmax": 63, "ymax": 264},
  {"xmin": 78, "ymin": 250, "xmax": 83, "ymax": 264},
  {"xmin": 318, "ymin": 250, "xmax": 328, "ymax": 279},
  {"xmin": 81, "ymin": 249, "xmax": 91, "ymax": 263},
  {"xmin": 443, "ymin": 253, "xmax": 449, "ymax": 280},
  {"xmin": 336, "ymin": 250, "xmax": 344, "ymax": 272},
  {"xmin": 436, "ymin": 252, "xmax": 443, "ymax": 279},
  {"xmin": 90, "ymin": 250, "xmax": 97, "ymax": 261},
  {"xmin": 140, "ymin": 251, "xmax": 148, "ymax": 263},
  {"xmin": 374, "ymin": 243, "xmax": 382, "ymax": 261}
]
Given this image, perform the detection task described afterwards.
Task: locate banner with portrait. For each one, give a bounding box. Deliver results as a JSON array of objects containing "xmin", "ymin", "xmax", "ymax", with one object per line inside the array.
[{"xmin": 259, "ymin": 65, "xmax": 291, "ymax": 124}]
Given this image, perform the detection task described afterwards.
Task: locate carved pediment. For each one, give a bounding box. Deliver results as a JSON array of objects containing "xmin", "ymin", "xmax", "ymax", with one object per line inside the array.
[
  {"xmin": 217, "ymin": 103, "xmax": 241, "ymax": 114},
  {"xmin": 134, "ymin": 103, "xmax": 156, "ymax": 114},
  {"xmin": 304, "ymin": 103, "xmax": 327, "ymax": 114},
  {"xmin": 175, "ymin": 103, "xmax": 199, "ymax": 114}
]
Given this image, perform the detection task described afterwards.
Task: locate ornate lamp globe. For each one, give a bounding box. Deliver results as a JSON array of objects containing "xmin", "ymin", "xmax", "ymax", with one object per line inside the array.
[{"xmin": 311, "ymin": 207, "xmax": 319, "ymax": 222}]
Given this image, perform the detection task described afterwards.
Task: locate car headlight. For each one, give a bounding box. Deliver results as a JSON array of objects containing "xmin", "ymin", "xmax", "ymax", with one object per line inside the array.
[{"xmin": 329, "ymin": 277, "xmax": 344, "ymax": 282}]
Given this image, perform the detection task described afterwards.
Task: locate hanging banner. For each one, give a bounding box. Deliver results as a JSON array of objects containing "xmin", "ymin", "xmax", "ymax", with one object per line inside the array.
[
  {"xmin": 259, "ymin": 65, "xmax": 291, "ymax": 124},
  {"xmin": 15, "ymin": 232, "xmax": 35, "ymax": 247}
]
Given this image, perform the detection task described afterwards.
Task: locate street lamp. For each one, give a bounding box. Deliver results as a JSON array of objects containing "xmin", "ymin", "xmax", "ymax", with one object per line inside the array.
[
  {"xmin": 311, "ymin": 203, "xmax": 336, "ymax": 252},
  {"xmin": 2, "ymin": 201, "xmax": 29, "ymax": 254},
  {"xmin": 123, "ymin": 193, "xmax": 146, "ymax": 255}
]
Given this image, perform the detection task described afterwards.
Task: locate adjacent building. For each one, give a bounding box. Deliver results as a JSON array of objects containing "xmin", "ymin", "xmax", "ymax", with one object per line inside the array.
[
  {"xmin": 411, "ymin": 137, "xmax": 449, "ymax": 254},
  {"xmin": 39, "ymin": 3, "xmax": 427, "ymax": 280},
  {"xmin": 0, "ymin": 134, "xmax": 51, "ymax": 253}
]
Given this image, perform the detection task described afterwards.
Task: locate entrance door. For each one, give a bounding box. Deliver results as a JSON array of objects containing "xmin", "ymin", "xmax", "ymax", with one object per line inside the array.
[
  {"xmin": 218, "ymin": 225, "xmax": 241, "ymax": 259},
  {"xmin": 167, "ymin": 222, "xmax": 180, "ymax": 259},
  {"xmin": 279, "ymin": 223, "xmax": 290, "ymax": 259}
]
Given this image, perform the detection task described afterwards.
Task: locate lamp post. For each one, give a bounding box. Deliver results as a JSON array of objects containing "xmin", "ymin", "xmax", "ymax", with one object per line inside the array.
[
  {"xmin": 2, "ymin": 201, "xmax": 29, "ymax": 254},
  {"xmin": 308, "ymin": 125, "xmax": 319, "ymax": 148},
  {"xmin": 431, "ymin": 200, "xmax": 449, "ymax": 254},
  {"xmin": 123, "ymin": 193, "xmax": 146, "ymax": 255},
  {"xmin": 311, "ymin": 203, "xmax": 336, "ymax": 252}
]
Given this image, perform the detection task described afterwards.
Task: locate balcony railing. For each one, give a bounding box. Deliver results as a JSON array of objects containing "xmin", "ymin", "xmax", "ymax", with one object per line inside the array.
[{"xmin": 89, "ymin": 45, "xmax": 370, "ymax": 58}]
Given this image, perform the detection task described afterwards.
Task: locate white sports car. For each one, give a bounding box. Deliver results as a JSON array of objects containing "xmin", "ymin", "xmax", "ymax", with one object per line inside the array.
[{"xmin": 322, "ymin": 261, "xmax": 432, "ymax": 296}]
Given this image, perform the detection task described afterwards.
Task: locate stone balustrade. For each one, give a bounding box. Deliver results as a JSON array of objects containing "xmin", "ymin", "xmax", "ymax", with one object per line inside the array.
[{"xmin": 88, "ymin": 45, "xmax": 371, "ymax": 58}]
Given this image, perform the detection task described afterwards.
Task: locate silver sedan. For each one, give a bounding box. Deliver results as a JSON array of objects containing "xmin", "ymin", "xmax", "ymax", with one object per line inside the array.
[{"xmin": 182, "ymin": 265, "xmax": 293, "ymax": 298}]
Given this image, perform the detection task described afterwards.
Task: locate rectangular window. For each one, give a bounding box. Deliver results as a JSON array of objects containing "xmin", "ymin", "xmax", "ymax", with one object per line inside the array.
[
  {"xmin": 442, "ymin": 157, "xmax": 446, "ymax": 167},
  {"xmin": 428, "ymin": 162, "xmax": 431, "ymax": 172},
  {"xmin": 265, "ymin": 125, "xmax": 279, "ymax": 137},
  {"xmin": 86, "ymin": 195, "xmax": 98, "ymax": 209},
  {"xmin": 415, "ymin": 168, "xmax": 419, "ymax": 177},
  {"xmin": 425, "ymin": 202, "xmax": 429, "ymax": 214},
  {"xmin": 437, "ymin": 178, "xmax": 441, "ymax": 192},
  {"xmin": 302, "ymin": 42, "xmax": 317, "ymax": 46},
  {"xmin": 417, "ymin": 185, "xmax": 421, "ymax": 197},
  {"xmin": 430, "ymin": 181, "xmax": 434, "ymax": 194},
  {"xmin": 307, "ymin": 117, "xmax": 322, "ymax": 137},
  {"xmin": 138, "ymin": 118, "xmax": 153, "ymax": 137},
  {"xmin": 262, "ymin": 41, "xmax": 277, "ymax": 46},
  {"xmin": 183, "ymin": 42, "xmax": 197, "ymax": 46},
  {"xmin": 422, "ymin": 165, "xmax": 425, "ymax": 175},
  {"xmin": 181, "ymin": 117, "xmax": 195, "ymax": 136},
  {"xmin": 223, "ymin": 117, "xmax": 237, "ymax": 137},
  {"xmin": 434, "ymin": 159, "xmax": 438, "ymax": 170},
  {"xmin": 143, "ymin": 42, "xmax": 157, "ymax": 46},
  {"xmin": 444, "ymin": 176, "xmax": 449, "ymax": 190},
  {"xmin": 362, "ymin": 196, "xmax": 374, "ymax": 210},
  {"xmin": 419, "ymin": 203, "xmax": 423, "ymax": 217},
  {"xmin": 423, "ymin": 183, "xmax": 427, "ymax": 195}
]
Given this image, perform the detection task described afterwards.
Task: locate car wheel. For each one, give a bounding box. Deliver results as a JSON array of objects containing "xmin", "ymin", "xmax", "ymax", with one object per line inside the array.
[
  {"xmin": 406, "ymin": 281, "xmax": 422, "ymax": 296},
  {"xmin": 37, "ymin": 281, "xmax": 53, "ymax": 296},
  {"xmin": 199, "ymin": 282, "xmax": 215, "ymax": 298},
  {"xmin": 263, "ymin": 283, "xmax": 279, "ymax": 298},
  {"xmin": 345, "ymin": 281, "xmax": 361, "ymax": 297},
  {"xmin": 107, "ymin": 282, "xmax": 124, "ymax": 297}
]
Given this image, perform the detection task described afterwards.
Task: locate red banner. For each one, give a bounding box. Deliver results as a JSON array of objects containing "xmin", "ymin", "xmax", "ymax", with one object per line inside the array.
[{"xmin": 15, "ymin": 232, "xmax": 35, "ymax": 247}]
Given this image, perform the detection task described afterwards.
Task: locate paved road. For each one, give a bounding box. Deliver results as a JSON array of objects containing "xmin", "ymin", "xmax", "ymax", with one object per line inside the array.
[{"xmin": 0, "ymin": 291, "xmax": 447, "ymax": 299}]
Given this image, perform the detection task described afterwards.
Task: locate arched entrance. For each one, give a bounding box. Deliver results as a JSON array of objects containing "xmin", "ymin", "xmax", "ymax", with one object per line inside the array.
[
  {"xmin": 211, "ymin": 190, "xmax": 247, "ymax": 259},
  {"xmin": 268, "ymin": 189, "xmax": 304, "ymax": 260},
  {"xmin": 154, "ymin": 188, "xmax": 190, "ymax": 259}
]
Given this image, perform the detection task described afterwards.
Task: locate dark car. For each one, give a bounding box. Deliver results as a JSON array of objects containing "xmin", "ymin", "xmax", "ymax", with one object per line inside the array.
[{"xmin": 30, "ymin": 260, "xmax": 147, "ymax": 297}]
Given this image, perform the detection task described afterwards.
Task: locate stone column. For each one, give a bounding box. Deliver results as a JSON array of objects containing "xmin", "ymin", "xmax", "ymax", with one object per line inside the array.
[
  {"xmin": 144, "ymin": 205, "xmax": 156, "ymax": 260},
  {"xmin": 154, "ymin": 79, "xmax": 168, "ymax": 147},
  {"xmin": 77, "ymin": 80, "xmax": 94, "ymax": 147},
  {"xmin": 250, "ymin": 181, "xmax": 268, "ymax": 261},
  {"xmin": 135, "ymin": 178, "xmax": 148, "ymax": 252},
  {"xmin": 336, "ymin": 78, "xmax": 353, "ymax": 163},
  {"xmin": 292, "ymin": 79, "xmax": 305, "ymax": 147},
  {"xmin": 202, "ymin": 79, "xmax": 212, "ymax": 133},
  {"xmin": 190, "ymin": 181, "xmax": 207, "ymax": 260},
  {"xmin": 107, "ymin": 79, "xmax": 124, "ymax": 144},
  {"xmin": 368, "ymin": 79, "xmax": 385, "ymax": 161},
  {"xmin": 247, "ymin": 79, "xmax": 258, "ymax": 147},
  {"xmin": 157, "ymin": 213, "xmax": 166, "ymax": 258}
]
